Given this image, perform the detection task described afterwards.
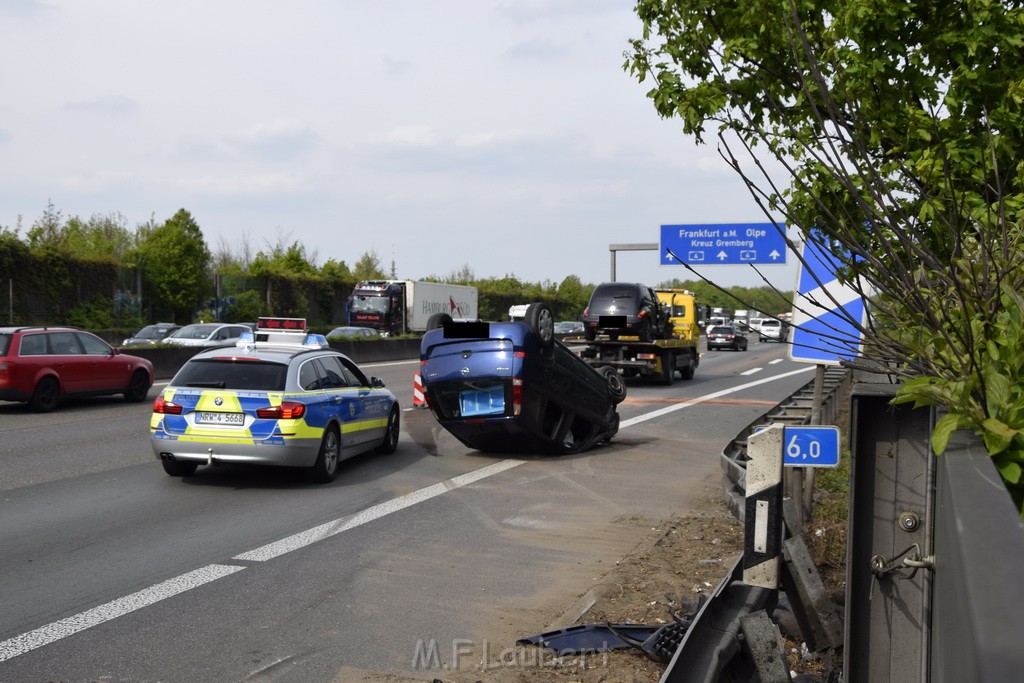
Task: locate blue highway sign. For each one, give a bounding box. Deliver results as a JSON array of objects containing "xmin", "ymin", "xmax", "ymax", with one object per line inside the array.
[
  {"xmin": 789, "ymin": 241, "xmax": 868, "ymax": 365},
  {"xmin": 782, "ymin": 426, "xmax": 840, "ymax": 467},
  {"xmin": 660, "ymin": 223, "xmax": 787, "ymax": 265}
]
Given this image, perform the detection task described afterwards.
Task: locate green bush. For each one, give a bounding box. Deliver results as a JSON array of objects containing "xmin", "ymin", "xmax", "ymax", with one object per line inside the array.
[{"xmin": 225, "ymin": 291, "xmax": 266, "ymax": 323}]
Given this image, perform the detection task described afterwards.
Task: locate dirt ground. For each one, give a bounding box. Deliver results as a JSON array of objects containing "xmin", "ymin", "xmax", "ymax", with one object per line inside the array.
[{"xmin": 353, "ymin": 486, "xmax": 843, "ymax": 683}]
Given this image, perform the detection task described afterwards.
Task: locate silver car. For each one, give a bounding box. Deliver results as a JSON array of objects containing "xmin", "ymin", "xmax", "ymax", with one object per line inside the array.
[{"xmin": 163, "ymin": 323, "xmax": 252, "ymax": 348}]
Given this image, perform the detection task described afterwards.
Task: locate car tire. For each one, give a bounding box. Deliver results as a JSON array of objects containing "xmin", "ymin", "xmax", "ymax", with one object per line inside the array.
[
  {"xmin": 598, "ymin": 365, "xmax": 627, "ymax": 404},
  {"xmin": 426, "ymin": 313, "xmax": 452, "ymax": 330},
  {"xmin": 584, "ymin": 326, "xmax": 596, "ymax": 341},
  {"xmin": 637, "ymin": 317, "xmax": 652, "ymax": 342},
  {"xmin": 310, "ymin": 425, "xmax": 341, "ymax": 483},
  {"xmin": 161, "ymin": 459, "xmax": 199, "ymax": 477},
  {"xmin": 124, "ymin": 369, "xmax": 150, "ymax": 403},
  {"xmin": 759, "ymin": 337, "xmax": 766, "ymax": 343},
  {"xmin": 525, "ymin": 302, "xmax": 555, "ymax": 349},
  {"xmin": 376, "ymin": 405, "xmax": 400, "ymax": 454},
  {"xmin": 28, "ymin": 376, "xmax": 60, "ymax": 412}
]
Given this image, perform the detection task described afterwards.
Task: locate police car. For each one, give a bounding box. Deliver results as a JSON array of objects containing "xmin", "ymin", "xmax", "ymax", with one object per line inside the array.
[{"xmin": 150, "ymin": 317, "xmax": 400, "ymax": 483}]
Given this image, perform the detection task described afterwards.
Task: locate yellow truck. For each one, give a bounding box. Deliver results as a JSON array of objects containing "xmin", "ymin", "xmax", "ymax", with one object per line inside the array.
[
  {"xmin": 569, "ymin": 289, "xmax": 702, "ymax": 385},
  {"xmin": 656, "ymin": 289, "xmax": 701, "ymax": 344}
]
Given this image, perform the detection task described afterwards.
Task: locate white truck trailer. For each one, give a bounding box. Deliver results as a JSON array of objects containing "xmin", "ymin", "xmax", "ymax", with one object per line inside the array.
[{"xmin": 348, "ymin": 280, "xmax": 479, "ymax": 336}]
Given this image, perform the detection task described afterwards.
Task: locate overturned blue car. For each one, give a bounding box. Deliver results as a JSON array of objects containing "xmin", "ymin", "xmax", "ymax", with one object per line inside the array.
[{"xmin": 418, "ymin": 303, "xmax": 625, "ymax": 455}]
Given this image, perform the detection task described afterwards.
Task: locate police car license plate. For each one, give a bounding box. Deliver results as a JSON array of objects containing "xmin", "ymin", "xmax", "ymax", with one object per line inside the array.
[{"xmin": 196, "ymin": 411, "xmax": 244, "ymax": 426}]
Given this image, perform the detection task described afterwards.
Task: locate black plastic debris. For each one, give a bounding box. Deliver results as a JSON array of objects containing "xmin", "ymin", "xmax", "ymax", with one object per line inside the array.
[{"xmin": 518, "ymin": 612, "xmax": 696, "ymax": 664}]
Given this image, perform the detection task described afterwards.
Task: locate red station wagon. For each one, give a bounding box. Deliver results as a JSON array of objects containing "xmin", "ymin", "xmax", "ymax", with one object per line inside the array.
[{"xmin": 0, "ymin": 326, "xmax": 154, "ymax": 411}]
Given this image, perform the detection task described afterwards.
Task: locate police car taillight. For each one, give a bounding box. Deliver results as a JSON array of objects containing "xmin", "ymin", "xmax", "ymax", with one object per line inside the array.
[
  {"xmin": 256, "ymin": 402, "xmax": 306, "ymax": 419},
  {"xmin": 153, "ymin": 395, "xmax": 183, "ymax": 415}
]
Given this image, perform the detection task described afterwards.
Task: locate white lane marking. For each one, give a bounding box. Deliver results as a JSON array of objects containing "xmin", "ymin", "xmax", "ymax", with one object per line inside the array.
[
  {"xmin": 234, "ymin": 459, "xmax": 525, "ymax": 562},
  {"xmin": 741, "ymin": 368, "xmax": 762, "ymax": 376},
  {"xmin": 4, "ymin": 365, "xmax": 810, "ymax": 661},
  {"xmin": 620, "ymin": 366, "xmax": 813, "ymax": 428},
  {"xmin": 0, "ymin": 564, "xmax": 244, "ymax": 663},
  {"xmin": 770, "ymin": 358, "xmax": 784, "ymax": 365}
]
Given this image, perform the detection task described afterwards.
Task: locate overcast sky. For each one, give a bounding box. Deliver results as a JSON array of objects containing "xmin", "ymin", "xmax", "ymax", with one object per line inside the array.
[{"xmin": 0, "ymin": 0, "xmax": 797, "ymax": 290}]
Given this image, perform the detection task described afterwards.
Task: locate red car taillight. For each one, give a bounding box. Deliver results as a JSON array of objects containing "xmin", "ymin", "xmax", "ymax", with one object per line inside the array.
[
  {"xmin": 256, "ymin": 402, "xmax": 306, "ymax": 419},
  {"xmin": 511, "ymin": 378, "xmax": 523, "ymax": 416},
  {"xmin": 153, "ymin": 395, "xmax": 183, "ymax": 415}
]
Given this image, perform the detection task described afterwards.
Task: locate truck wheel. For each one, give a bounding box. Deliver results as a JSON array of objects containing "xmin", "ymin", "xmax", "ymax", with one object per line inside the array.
[
  {"xmin": 657, "ymin": 351, "xmax": 675, "ymax": 386},
  {"xmin": 525, "ymin": 302, "xmax": 554, "ymax": 349},
  {"xmin": 599, "ymin": 366, "xmax": 627, "ymax": 404},
  {"xmin": 426, "ymin": 313, "xmax": 452, "ymax": 330},
  {"xmin": 679, "ymin": 358, "xmax": 695, "ymax": 380}
]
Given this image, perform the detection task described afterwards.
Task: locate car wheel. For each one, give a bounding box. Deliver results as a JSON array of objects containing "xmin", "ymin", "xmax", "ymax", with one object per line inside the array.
[
  {"xmin": 759, "ymin": 337, "xmax": 766, "ymax": 343},
  {"xmin": 426, "ymin": 313, "xmax": 453, "ymax": 330},
  {"xmin": 310, "ymin": 426, "xmax": 341, "ymax": 483},
  {"xmin": 525, "ymin": 302, "xmax": 555, "ymax": 349},
  {"xmin": 584, "ymin": 326, "xmax": 596, "ymax": 341},
  {"xmin": 376, "ymin": 405, "xmax": 400, "ymax": 454},
  {"xmin": 161, "ymin": 459, "xmax": 199, "ymax": 477},
  {"xmin": 637, "ymin": 317, "xmax": 652, "ymax": 342},
  {"xmin": 598, "ymin": 366, "xmax": 627, "ymax": 404},
  {"xmin": 124, "ymin": 369, "xmax": 150, "ymax": 402},
  {"xmin": 28, "ymin": 376, "xmax": 60, "ymax": 412}
]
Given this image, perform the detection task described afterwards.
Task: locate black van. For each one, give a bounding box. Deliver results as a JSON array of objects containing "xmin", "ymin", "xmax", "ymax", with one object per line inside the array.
[{"xmin": 581, "ymin": 282, "xmax": 671, "ymax": 342}]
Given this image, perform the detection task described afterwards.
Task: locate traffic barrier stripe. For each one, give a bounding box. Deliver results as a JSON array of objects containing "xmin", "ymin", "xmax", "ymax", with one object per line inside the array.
[{"xmin": 412, "ymin": 372, "xmax": 426, "ymax": 408}]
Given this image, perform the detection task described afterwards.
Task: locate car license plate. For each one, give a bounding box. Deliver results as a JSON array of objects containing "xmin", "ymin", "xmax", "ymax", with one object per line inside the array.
[
  {"xmin": 196, "ymin": 411, "xmax": 245, "ymax": 426},
  {"xmin": 459, "ymin": 386, "xmax": 505, "ymax": 417}
]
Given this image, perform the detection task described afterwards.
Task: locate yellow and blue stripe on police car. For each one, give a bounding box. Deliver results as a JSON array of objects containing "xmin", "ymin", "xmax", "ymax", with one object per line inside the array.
[{"xmin": 150, "ymin": 387, "xmax": 388, "ymax": 445}]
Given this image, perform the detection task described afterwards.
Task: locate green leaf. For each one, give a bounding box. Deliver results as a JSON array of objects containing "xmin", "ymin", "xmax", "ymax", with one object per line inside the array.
[{"xmin": 931, "ymin": 413, "xmax": 963, "ymax": 454}]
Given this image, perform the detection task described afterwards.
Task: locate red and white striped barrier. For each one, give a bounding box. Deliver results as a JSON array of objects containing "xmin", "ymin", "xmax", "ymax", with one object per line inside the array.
[{"xmin": 413, "ymin": 372, "xmax": 426, "ymax": 408}]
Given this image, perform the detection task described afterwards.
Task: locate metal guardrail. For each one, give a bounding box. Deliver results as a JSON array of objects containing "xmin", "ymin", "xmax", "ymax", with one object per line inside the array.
[{"xmin": 719, "ymin": 366, "xmax": 851, "ymax": 521}]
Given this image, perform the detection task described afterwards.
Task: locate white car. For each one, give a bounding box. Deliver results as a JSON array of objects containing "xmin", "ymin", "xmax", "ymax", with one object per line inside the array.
[{"xmin": 758, "ymin": 319, "xmax": 786, "ymax": 343}]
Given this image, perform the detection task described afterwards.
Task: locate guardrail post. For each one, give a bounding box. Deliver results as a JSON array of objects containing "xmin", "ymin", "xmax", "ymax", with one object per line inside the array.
[{"xmin": 744, "ymin": 424, "xmax": 784, "ymax": 588}]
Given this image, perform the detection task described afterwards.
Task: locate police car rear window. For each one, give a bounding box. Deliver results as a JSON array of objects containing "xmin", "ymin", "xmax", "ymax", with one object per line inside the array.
[{"xmin": 173, "ymin": 359, "xmax": 288, "ymax": 391}]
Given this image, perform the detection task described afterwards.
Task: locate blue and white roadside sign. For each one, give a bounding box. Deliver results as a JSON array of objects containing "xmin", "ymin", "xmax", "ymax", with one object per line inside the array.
[
  {"xmin": 660, "ymin": 223, "xmax": 787, "ymax": 266},
  {"xmin": 783, "ymin": 426, "xmax": 840, "ymax": 467},
  {"xmin": 754, "ymin": 425, "xmax": 841, "ymax": 467},
  {"xmin": 789, "ymin": 240, "xmax": 869, "ymax": 365}
]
